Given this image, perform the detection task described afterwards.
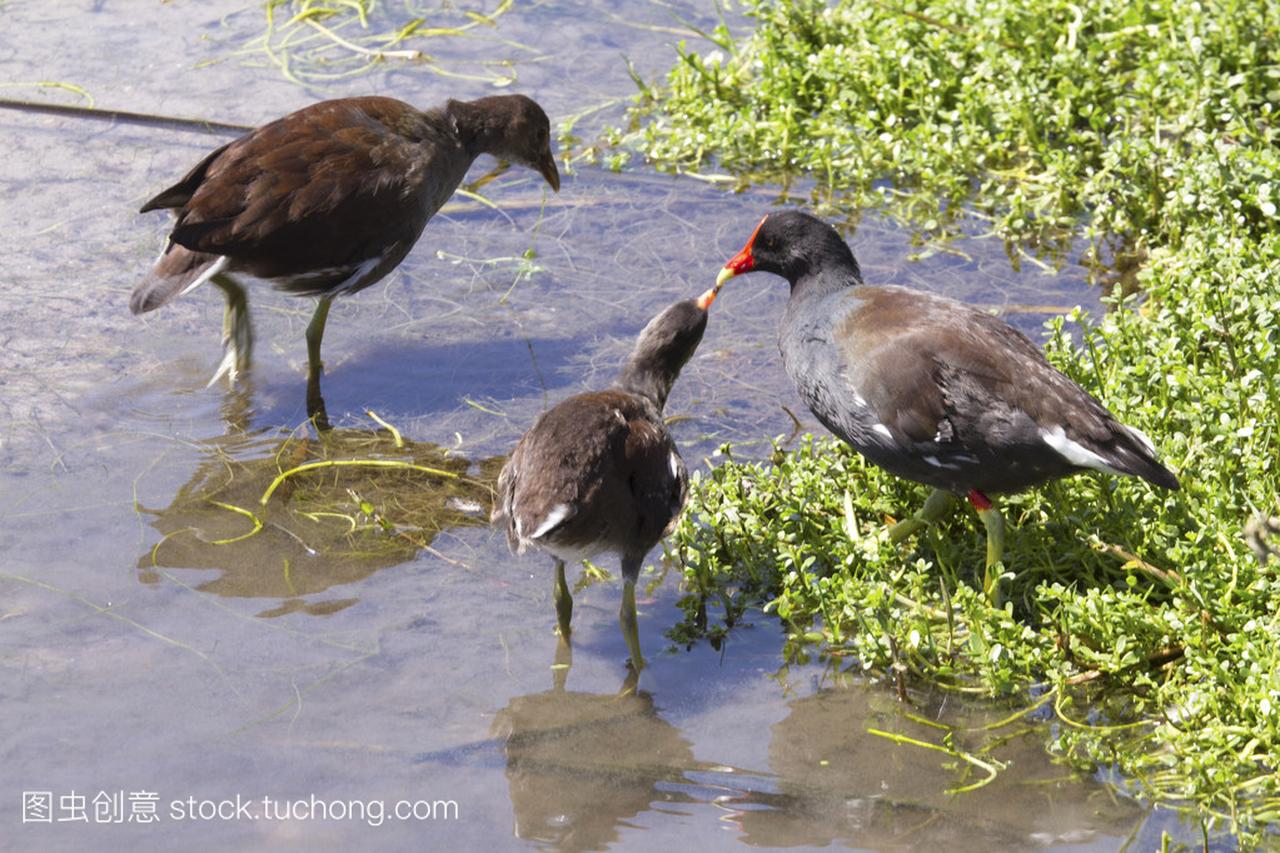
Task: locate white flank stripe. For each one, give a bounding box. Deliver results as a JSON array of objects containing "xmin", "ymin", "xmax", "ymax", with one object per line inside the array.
[
  {"xmin": 178, "ymin": 255, "xmax": 230, "ymax": 297},
  {"xmin": 1041, "ymin": 425, "xmax": 1124, "ymax": 475},
  {"xmin": 669, "ymin": 450, "xmax": 683, "ymax": 481},
  {"xmin": 286, "ymin": 265, "xmax": 352, "ymax": 282},
  {"xmin": 331, "ymin": 256, "xmax": 381, "ymax": 295},
  {"xmin": 530, "ymin": 504, "xmax": 572, "ymax": 540},
  {"xmin": 872, "ymin": 424, "xmax": 893, "ymax": 440},
  {"xmin": 1124, "ymin": 423, "xmax": 1157, "ymax": 455}
]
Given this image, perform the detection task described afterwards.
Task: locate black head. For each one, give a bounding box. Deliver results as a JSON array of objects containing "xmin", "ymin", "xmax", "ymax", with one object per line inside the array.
[
  {"xmin": 716, "ymin": 210, "xmax": 861, "ymax": 288},
  {"xmin": 456, "ymin": 94, "xmax": 560, "ymax": 191},
  {"xmin": 616, "ymin": 287, "xmax": 718, "ymax": 411}
]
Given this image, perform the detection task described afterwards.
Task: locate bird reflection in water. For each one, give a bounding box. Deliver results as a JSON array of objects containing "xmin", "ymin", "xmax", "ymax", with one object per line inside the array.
[
  {"xmin": 725, "ymin": 684, "xmax": 1145, "ymax": 849},
  {"xmin": 491, "ymin": 641, "xmax": 696, "ymax": 851}
]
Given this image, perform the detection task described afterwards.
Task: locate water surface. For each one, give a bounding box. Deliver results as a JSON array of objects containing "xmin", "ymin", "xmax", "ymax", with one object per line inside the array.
[{"xmin": 0, "ymin": 1, "xmax": 1201, "ymax": 849}]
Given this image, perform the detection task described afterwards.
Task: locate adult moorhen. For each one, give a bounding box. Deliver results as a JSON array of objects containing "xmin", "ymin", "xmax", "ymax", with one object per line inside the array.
[
  {"xmin": 133, "ymin": 94, "xmax": 560, "ymax": 407},
  {"xmin": 715, "ymin": 210, "xmax": 1178, "ymax": 588},
  {"xmin": 493, "ymin": 286, "xmax": 720, "ymax": 670}
]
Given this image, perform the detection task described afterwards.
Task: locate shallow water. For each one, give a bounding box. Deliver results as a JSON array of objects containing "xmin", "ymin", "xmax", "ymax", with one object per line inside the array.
[{"xmin": 0, "ymin": 1, "xmax": 1213, "ymax": 850}]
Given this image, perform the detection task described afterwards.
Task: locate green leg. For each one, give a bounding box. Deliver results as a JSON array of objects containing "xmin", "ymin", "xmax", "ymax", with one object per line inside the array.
[
  {"xmin": 209, "ymin": 273, "xmax": 253, "ymax": 386},
  {"xmin": 551, "ymin": 635, "xmax": 572, "ymax": 692},
  {"xmin": 619, "ymin": 578, "xmax": 645, "ymax": 672},
  {"xmin": 305, "ymin": 295, "xmax": 333, "ymax": 385},
  {"xmin": 305, "ymin": 296, "xmax": 334, "ymax": 430},
  {"xmin": 977, "ymin": 505, "xmax": 1006, "ymax": 603},
  {"xmin": 617, "ymin": 662, "xmax": 641, "ymax": 698},
  {"xmin": 888, "ymin": 488, "xmax": 959, "ymax": 543},
  {"xmin": 553, "ymin": 559, "xmax": 573, "ymax": 639}
]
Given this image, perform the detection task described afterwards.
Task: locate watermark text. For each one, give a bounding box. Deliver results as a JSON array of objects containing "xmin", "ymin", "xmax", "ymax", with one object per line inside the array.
[{"xmin": 21, "ymin": 791, "xmax": 458, "ymax": 827}]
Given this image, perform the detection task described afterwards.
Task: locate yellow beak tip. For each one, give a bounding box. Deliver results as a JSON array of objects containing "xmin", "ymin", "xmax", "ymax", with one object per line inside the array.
[{"xmin": 715, "ymin": 266, "xmax": 736, "ymax": 288}]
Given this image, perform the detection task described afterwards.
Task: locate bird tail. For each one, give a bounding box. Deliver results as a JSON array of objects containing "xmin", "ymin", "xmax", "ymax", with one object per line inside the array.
[
  {"xmin": 1107, "ymin": 423, "xmax": 1181, "ymax": 491},
  {"xmin": 491, "ymin": 459, "xmax": 524, "ymax": 554},
  {"xmin": 130, "ymin": 245, "xmax": 227, "ymax": 315}
]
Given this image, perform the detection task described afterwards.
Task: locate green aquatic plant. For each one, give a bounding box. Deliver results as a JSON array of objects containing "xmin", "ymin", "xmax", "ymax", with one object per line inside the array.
[
  {"xmin": 244, "ymin": 0, "xmax": 531, "ymax": 86},
  {"xmin": 138, "ymin": 415, "xmax": 498, "ymax": 613},
  {"xmin": 607, "ymin": 0, "xmax": 1279, "ymax": 253}
]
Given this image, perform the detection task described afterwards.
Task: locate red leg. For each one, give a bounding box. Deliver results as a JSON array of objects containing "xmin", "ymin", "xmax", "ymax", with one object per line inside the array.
[{"xmin": 967, "ymin": 489, "xmax": 992, "ymax": 511}]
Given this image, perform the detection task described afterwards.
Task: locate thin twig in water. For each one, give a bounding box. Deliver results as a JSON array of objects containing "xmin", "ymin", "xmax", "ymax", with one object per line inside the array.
[
  {"xmin": 462, "ymin": 398, "xmax": 507, "ymax": 417},
  {"xmin": 1097, "ymin": 542, "xmax": 1182, "ymax": 585},
  {"xmin": 0, "ymin": 97, "xmax": 251, "ymax": 134},
  {"xmin": 0, "ymin": 570, "xmax": 237, "ymax": 691}
]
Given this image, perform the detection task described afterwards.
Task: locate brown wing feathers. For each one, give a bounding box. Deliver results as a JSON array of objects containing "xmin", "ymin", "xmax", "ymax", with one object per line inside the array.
[{"xmin": 846, "ymin": 287, "xmax": 1176, "ymax": 488}]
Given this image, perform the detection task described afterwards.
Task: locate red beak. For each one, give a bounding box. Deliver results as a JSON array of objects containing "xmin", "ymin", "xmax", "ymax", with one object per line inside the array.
[{"xmin": 717, "ymin": 215, "xmax": 767, "ymax": 286}]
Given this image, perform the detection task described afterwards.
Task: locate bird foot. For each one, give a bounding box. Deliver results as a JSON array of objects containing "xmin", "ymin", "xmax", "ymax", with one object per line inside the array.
[
  {"xmin": 209, "ymin": 274, "xmax": 253, "ymax": 386},
  {"xmin": 888, "ymin": 489, "xmax": 960, "ymax": 543},
  {"xmin": 208, "ymin": 336, "xmax": 253, "ymax": 387},
  {"xmin": 983, "ymin": 561, "xmax": 1009, "ymax": 606},
  {"xmin": 208, "ymin": 347, "xmax": 241, "ymax": 387},
  {"xmin": 616, "ymin": 663, "xmax": 641, "ymax": 698}
]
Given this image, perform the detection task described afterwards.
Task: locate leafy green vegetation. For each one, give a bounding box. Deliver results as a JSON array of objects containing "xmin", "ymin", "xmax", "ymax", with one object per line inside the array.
[
  {"xmin": 605, "ymin": 0, "xmax": 1279, "ymax": 251},
  {"xmin": 668, "ymin": 232, "xmax": 1280, "ymax": 839},
  {"xmin": 602, "ymin": 0, "xmax": 1280, "ymax": 843}
]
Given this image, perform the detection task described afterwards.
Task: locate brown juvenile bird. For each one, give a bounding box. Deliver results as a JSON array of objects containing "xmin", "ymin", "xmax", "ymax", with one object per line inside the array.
[
  {"xmin": 493, "ymin": 287, "xmax": 720, "ymax": 670},
  {"xmin": 133, "ymin": 94, "xmax": 560, "ymax": 395}
]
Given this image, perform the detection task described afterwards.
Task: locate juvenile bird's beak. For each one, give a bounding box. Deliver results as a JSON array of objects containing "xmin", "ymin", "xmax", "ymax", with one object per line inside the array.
[
  {"xmin": 695, "ymin": 286, "xmax": 719, "ymax": 311},
  {"xmin": 717, "ymin": 214, "xmax": 767, "ymax": 286},
  {"xmin": 538, "ymin": 152, "xmax": 561, "ymax": 192}
]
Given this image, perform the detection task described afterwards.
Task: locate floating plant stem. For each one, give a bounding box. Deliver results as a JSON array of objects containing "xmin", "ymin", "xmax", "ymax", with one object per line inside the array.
[
  {"xmin": 207, "ymin": 500, "xmax": 265, "ymax": 545},
  {"xmin": 246, "ymin": 0, "xmax": 526, "ymax": 86},
  {"xmin": 865, "ymin": 727, "xmax": 1006, "ymax": 794},
  {"xmin": 260, "ymin": 459, "xmax": 459, "ymax": 506},
  {"xmin": 364, "ymin": 410, "xmax": 403, "ymax": 448}
]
